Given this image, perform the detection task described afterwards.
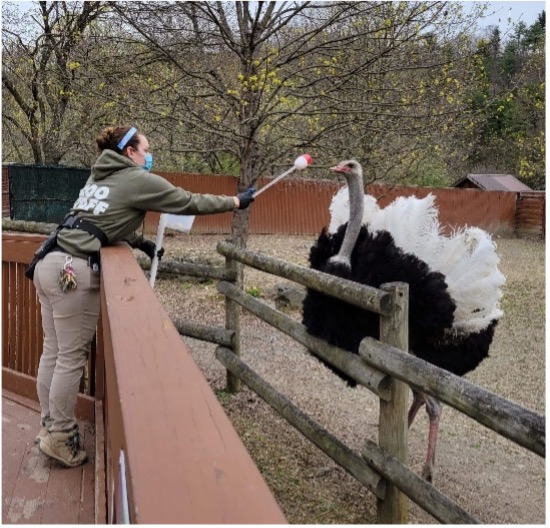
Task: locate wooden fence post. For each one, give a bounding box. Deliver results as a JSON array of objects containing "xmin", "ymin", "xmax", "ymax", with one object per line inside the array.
[
  {"xmin": 377, "ymin": 282, "xmax": 409, "ymax": 524},
  {"xmin": 224, "ymin": 251, "xmax": 241, "ymax": 393}
]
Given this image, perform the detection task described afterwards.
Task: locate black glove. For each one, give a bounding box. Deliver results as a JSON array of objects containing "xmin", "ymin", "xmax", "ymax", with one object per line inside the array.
[
  {"xmin": 139, "ymin": 239, "xmax": 164, "ymax": 261},
  {"xmin": 237, "ymin": 187, "xmax": 256, "ymax": 210}
]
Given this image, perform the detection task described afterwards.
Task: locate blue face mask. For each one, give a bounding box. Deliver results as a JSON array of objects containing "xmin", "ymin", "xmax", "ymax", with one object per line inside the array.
[{"xmin": 142, "ymin": 153, "xmax": 153, "ymax": 171}]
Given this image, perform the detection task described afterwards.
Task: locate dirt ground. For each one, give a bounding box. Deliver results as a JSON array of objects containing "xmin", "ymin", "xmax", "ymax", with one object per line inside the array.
[{"xmin": 152, "ymin": 233, "xmax": 545, "ymax": 524}]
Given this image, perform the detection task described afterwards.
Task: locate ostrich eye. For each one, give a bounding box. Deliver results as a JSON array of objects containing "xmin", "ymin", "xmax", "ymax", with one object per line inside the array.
[{"xmin": 346, "ymin": 163, "xmax": 354, "ymax": 168}]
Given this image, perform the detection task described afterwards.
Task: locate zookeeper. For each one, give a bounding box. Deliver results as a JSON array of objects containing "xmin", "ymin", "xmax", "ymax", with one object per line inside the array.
[{"xmin": 31, "ymin": 125, "xmax": 255, "ymax": 467}]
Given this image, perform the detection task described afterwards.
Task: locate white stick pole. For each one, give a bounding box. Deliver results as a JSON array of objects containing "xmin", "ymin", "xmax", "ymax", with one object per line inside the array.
[
  {"xmin": 149, "ymin": 213, "xmax": 168, "ymax": 288},
  {"xmin": 252, "ymin": 165, "xmax": 297, "ymax": 198}
]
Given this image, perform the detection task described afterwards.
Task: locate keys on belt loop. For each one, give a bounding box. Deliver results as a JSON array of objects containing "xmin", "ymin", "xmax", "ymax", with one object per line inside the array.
[{"xmin": 59, "ymin": 255, "xmax": 77, "ymax": 292}]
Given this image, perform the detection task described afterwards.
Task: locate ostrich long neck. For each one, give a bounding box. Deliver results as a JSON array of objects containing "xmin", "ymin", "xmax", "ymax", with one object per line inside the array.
[{"xmin": 336, "ymin": 170, "xmax": 364, "ymax": 264}]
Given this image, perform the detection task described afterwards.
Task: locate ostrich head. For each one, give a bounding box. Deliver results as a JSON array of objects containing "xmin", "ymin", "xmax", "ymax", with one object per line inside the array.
[
  {"xmin": 330, "ymin": 159, "xmax": 363, "ymax": 178},
  {"xmin": 328, "ymin": 160, "xmax": 365, "ymax": 268}
]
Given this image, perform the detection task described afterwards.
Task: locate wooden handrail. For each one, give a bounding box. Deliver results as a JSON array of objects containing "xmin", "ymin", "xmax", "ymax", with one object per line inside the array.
[{"xmin": 99, "ymin": 244, "xmax": 286, "ymax": 524}]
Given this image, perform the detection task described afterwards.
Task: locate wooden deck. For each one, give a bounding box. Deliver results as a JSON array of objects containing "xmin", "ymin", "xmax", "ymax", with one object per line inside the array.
[{"xmin": 2, "ymin": 390, "xmax": 95, "ymax": 524}]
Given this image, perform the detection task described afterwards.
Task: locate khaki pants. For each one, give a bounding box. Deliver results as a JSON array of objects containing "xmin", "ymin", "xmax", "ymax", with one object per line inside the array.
[{"xmin": 33, "ymin": 251, "xmax": 100, "ymax": 432}]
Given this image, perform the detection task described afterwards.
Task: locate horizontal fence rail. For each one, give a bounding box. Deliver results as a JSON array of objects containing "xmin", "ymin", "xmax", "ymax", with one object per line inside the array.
[
  {"xmin": 362, "ymin": 440, "xmax": 480, "ymax": 524},
  {"xmin": 359, "ymin": 338, "xmax": 545, "ymax": 457},
  {"xmin": 158, "ymin": 260, "xmax": 236, "ymax": 281},
  {"xmin": 215, "ymin": 346, "xmax": 387, "ymax": 500},
  {"xmin": 217, "ymin": 240, "xmax": 392, "ymax": 316},
  {"xmin": 217, "ymin": 280, "xmax": 391, "ymax": 399},
  {"xmin": 172, "ymin": 318, "xmax": 234, "ymax": 347},
  {"xmin": 3, "ymin": 219, "xmax": 57, "ymax": 235}
]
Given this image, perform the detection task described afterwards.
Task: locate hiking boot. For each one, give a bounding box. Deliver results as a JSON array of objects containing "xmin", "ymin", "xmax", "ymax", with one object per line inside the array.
[
  {"xmin": 39, "ymin": 427, "xmax": 88, "ymax": 468},
  {"xmin": 34, "ymin": 426, "xmax": 49, "ymax": 445}
]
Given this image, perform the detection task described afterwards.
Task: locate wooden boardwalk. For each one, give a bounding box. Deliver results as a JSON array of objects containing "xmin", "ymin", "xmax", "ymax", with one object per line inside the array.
[{"xmin": 2, "ymin": 390, "xmax": 96, "ymax": 524}]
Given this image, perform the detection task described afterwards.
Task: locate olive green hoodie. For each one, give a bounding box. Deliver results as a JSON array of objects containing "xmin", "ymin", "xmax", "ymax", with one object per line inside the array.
[{"xmin": 57, "ymin": 149, "xmax": 236, "ymax": 258}]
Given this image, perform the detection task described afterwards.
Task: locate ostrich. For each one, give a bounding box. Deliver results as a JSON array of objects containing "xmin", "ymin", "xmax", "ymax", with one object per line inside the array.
[{"xmin": 302, "ymin": 160, "xmax": 505, "ymax": 482}]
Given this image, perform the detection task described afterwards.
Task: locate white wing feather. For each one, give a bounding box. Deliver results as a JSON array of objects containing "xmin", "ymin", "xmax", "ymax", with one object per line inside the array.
[{"xmin": 328, "ymin": 187, "xmax": 505, "ymax": 333}]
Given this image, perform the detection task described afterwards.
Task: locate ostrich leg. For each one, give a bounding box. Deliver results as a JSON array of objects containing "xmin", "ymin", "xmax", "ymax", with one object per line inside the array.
[
  {"xmin": 422, "ymin": 395, "xmax": 442, "ymax": 483},
  {"xmin": 407, "ymin": 391, "xmax": 442, "ymax": 483}
]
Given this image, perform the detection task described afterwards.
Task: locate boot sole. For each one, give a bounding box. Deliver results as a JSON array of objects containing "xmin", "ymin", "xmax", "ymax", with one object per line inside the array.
[{"xmin": 38, "ymin": 441, "xmax": 88, "ymax": 468}]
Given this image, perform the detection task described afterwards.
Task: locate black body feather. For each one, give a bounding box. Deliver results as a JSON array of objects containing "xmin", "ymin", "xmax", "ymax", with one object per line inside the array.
[{"xmin": 302, "ymin": 224, "xmax": 496, "ymax": 386}]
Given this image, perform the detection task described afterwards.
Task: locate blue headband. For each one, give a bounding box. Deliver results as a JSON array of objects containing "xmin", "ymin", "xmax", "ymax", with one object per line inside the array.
[{"xmin": 117, "ymin": 127, "xmax": 137, "ymax": 150}]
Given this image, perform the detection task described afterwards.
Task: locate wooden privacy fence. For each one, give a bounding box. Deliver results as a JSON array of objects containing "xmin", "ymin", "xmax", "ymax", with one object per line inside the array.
[
  {"xmin": 515, "ymin": 191, "xmax": 545, "ymax": 238},
  {"xmin": 168, "ymin": 241, "xmax": 545, "ymax": 524},
  {"xmin": 140, "ymin": 172, "xmax": 521, "ymax": 236},
  {"xmin": 3, "ymin": 164, "xmax": 541, "ymax": 237}
]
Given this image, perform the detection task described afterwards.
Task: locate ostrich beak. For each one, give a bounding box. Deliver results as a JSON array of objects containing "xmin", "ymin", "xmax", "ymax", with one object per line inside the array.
[{"xmin": 329, "ymin": 165, "xmax": 349, "ymax": 173}]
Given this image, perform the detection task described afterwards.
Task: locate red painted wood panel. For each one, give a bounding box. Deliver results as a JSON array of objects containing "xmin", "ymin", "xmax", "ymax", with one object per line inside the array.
[
  {"xmin": 99, "ymin": 244, "xmax": 287, "ymax": 524},
  {"xmin": 515, "ymin": 192, "xmax": 545, "ymax": 237},
  {"xmin": 367, "ymin": 184, "xmax": 518, "ymax": 235},
  {"xmin": 4, "ymin": 168, "xmax": 537, "ymax": 236}
]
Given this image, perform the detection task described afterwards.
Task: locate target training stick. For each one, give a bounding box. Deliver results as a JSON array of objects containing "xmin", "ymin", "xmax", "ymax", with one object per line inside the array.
[{"xmin": 253, "ymin": 154, "xmax": 312, "ymax": 198}]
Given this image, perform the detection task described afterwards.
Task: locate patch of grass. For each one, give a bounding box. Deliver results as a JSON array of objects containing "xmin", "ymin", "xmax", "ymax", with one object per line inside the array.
[
  {"xmin": 246, "ymin": 286, "xmax": 262, "ymax": 298},
  {"xmin": 214, "ymin": 388, "xmax": 233, "ymax": 407}
]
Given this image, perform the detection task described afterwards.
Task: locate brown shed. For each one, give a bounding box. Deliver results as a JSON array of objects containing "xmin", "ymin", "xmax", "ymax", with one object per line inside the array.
[{"xmin": 453, "ymin": 174, "xmax": 532, "ymax": 192}]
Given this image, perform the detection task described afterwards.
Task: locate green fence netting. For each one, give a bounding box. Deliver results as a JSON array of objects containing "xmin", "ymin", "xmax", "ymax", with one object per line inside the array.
[{"xmin": 9, "ymin": 164, "xmax": 90, "ymax": 223}]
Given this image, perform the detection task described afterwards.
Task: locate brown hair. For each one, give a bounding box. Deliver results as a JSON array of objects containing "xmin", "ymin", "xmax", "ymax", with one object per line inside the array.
[{"xmin": 96, "ymin": 125, "xmax": 141, "ymax": 153}]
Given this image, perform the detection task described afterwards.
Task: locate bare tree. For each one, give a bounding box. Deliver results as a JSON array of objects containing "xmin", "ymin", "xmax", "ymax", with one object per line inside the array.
[
  {"xmin": 2, "ymin": 1, "xmax": 108, "ymax": 164},
  {"xmin": 111, "ymin": 1, "xmax": 482, "ymax": 243}
]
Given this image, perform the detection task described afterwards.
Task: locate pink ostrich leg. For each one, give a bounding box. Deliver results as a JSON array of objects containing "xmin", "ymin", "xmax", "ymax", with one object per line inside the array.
[{"xmin": 408, "ymin": 390, "xmax": 442, "ymax": 483}]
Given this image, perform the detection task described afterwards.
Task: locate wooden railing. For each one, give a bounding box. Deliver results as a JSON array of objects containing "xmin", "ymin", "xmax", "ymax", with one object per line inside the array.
[
  {"xmin": 2, "ymin": 231, "xmax": 287, "ymax": 524},
  {"xmin": 170, "ymin": 240, "xmax": 545, "ymax": 524},
  {"xmin": 96, "ymin": 244, "xmax": 287, "ymax": 523}
]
